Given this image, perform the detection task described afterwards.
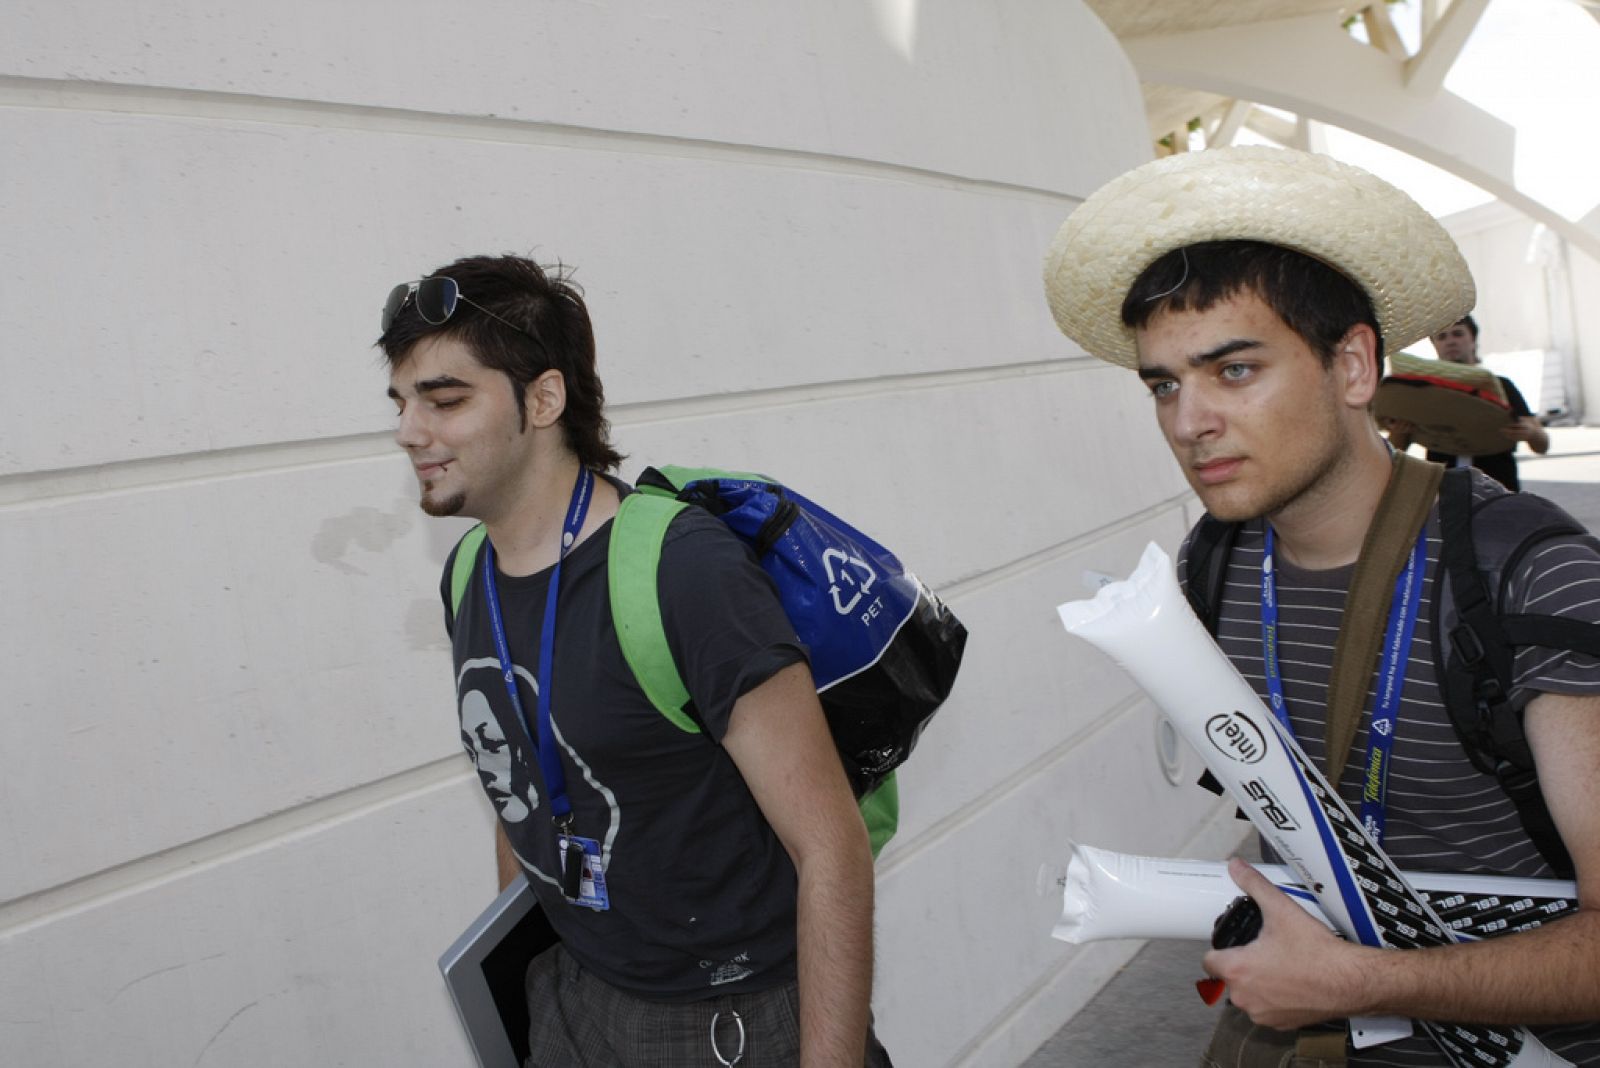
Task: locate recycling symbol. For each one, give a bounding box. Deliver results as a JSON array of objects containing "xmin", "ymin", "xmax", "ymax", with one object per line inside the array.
[{"xmin": 823, "ymin": 547, "xmax": 877, "ymax": 615}]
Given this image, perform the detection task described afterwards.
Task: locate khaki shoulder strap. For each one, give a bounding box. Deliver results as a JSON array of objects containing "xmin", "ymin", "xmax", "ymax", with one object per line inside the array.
[{"xmin": 1323, "ymin": 452, "xmax": 1444, "ymax": 779}]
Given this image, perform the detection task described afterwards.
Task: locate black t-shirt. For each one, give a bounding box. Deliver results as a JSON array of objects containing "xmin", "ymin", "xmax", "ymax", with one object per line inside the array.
[
  {"xmin": 1424, "ymin": 375, "xmax": 1531, "ymax": 491},
  {"xmin": 442, "ymin": 488, "xmax": 808, "ymax": 1001}
]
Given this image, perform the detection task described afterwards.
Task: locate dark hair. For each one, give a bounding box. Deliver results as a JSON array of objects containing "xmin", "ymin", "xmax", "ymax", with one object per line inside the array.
[
  {"xmin": 1121, "ymin": 240, "xmax": 1383, "ymax": 370},
  {"xmin": 378, "ymin": 254, "xmax": 624, "ymax": 472},
  {"xmin": 1455, "ymin": 314, "xmax": 1479, "ymax": 338}
]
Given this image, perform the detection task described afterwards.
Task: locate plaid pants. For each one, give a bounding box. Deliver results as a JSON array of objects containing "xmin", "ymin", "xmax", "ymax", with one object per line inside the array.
[{"xmin": 524, "ymin": 943, "xmax": 892, "ymax": 1067}]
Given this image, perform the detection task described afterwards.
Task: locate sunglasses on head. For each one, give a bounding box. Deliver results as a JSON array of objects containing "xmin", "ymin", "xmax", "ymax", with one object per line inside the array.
[{"xmin": 381, "ymin": 277, "xmax": 539, "ymax": 344}]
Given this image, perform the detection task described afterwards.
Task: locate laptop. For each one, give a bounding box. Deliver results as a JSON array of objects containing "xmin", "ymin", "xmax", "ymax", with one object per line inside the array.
[{"xmin": 438, "ymin": 878, "xmax": 559, "ymax": 1068}]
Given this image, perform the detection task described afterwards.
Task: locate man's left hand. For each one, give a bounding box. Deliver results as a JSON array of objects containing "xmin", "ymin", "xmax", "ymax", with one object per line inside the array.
[
  {"xmin": 1501, "ymin": 415, "xmax": 1551, "ymax": 454},
  {"xmin": 1201, "ymin": 857, "xmax": 1373, "ymax": 1030}
]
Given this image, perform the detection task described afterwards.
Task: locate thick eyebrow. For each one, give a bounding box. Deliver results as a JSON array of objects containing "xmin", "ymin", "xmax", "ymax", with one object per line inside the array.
[
  {"xmin": 1136, "ymin": 338, "xmax": 1262, "ymax": 381},
  {"xmin": 386, "ymin": 374, "xmax": 473, "ymax": 400}
]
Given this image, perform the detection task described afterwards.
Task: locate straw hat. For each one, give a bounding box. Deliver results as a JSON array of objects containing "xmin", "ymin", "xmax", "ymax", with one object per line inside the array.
[
  {"xmin": 1375, "ymin": 351, "xmax": 1512, "ymax": 455},
  {"xmin": 1385, "ymin": 351, "xmax": 1506, "ymax": 399},
  {"xmin": 1042, "ymin": 147, "xmax": 1475, "ymax": 369}
]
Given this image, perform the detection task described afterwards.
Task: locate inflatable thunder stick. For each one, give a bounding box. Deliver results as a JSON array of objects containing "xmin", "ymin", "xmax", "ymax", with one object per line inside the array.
[
  {"xmin": 1057, "ymin": 543, "xmax": 1570, "ymax": 1068},
  {"xmin": 1051, "ymin": 843, "xmax": 1578, "ymax": 945}
]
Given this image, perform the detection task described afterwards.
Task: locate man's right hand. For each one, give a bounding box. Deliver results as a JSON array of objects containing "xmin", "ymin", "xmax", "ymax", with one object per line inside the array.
[{"xmin": 1381, "ymin": 418, "xmax": 1416, "ymax": 451}]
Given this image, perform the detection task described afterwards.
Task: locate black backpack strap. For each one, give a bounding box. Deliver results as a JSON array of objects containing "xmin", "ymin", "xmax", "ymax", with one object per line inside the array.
[
  {"xmin": 1437, "ymin": 470, "xmax": 1575, "ymax": 877},
  {"xmin": 1184, "ymin": 514, "xmax": 1241, "ymax": 798},
  {"xmin": 1498, "ymin": 614, "xmax": 1600, "ymax": 656},
  {"xmin": 1184, "ymin": 514, "xmax": 1240, "ymax": 637}
]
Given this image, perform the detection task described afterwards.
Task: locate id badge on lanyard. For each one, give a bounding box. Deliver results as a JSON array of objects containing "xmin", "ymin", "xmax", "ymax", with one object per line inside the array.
[
  {"xmin": 1260, "ymin": 526, "xmax": 1427, "ymax": 845},
  {"xmin": 556, "ymin": 833, "xmax": 609, "ymax": 910},
  {"xmin": 483, "ymin": 467, "xmax": 611, "ymax": 910}
]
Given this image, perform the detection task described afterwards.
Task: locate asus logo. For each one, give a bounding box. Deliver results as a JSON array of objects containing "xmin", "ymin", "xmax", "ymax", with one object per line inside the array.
[{"xmin": 1243, "ymin": 778, "xmax": 1300, "ymax": 832}]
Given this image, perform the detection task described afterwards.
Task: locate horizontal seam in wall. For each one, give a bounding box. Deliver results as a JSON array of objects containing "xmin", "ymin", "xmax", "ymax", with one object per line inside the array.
[
  {"xmin": 873, "ymin": 688, "xmax": 1148, "ymax": 881},
  {"xmin": 936, "ymin": 493, "xmax": 1191, "ymax": 602},
  {"xmin": 0, "ymin": 757, "xmax": 473, "ymax": 937},
  {"xmin": 939, "ymin": 798, "xmax": 1247, "ymax": 1068},
  {"xmin": 0, "ymin": 492, "xmax": 1197, "ymax": 932},
  {"xmin": 943, "ymin": 941, "xmax": 1134, "ymax": 1068},
  {"xmin": 0, "ymin": 357, "xmax": 1101, "ymax": 507},
  {"xmin": 0, "ymin": 75, "xmax": 1083, "ymax": 206},
  {"xmin": 614, "ymin": 356, "xmax": 1101, "ymax": 428}
]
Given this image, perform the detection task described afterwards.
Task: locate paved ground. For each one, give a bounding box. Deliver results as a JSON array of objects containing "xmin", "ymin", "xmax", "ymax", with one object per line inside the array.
[
  {"xmin": 1520, "ymin": 424, "xmax": 1600, "ymax": 530},
  {"xmin": 1019, "ymin": 426, "xmax": 1600, "ymax": 1068},
  {"xmin": 1020, "ymin": 937, "xmax": 1227, "ymax": 1067}
]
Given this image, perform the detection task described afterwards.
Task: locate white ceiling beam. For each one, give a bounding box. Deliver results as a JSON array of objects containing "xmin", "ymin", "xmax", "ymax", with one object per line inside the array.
[
  {"xmin": 1406, "ymin": 0, "xmax": 1491, "ymax": 94},
  {"xmin": 1298, "ymin": 116, "xmax": 1330, "ymax": 154},
  {"xmin": 1421, "ymin": 0, "xmax": 1442, "ymax": 37},
  {"xmin": 1122, "ymin": 14, "xmax": 1600, "ymax": 265},
  {"xmin": 1244, "ymin": 109, "xmax": 1298, "ymax": 146},
  {"xmin": 1362, "ymin": 4, "xmax": 1409, "ymax": 60},
  {"xmin": 1125, "ymin": 15, "xmax": 1511, "ymax": 180},
  {"xmin": 1209, "ymin": 99, "xmax": 1253, "ymax": 148}
]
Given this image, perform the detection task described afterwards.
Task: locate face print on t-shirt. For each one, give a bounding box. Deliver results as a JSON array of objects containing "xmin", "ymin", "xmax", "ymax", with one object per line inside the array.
[
  {"xmin": 453, "ymin": 639, "xmax": 624, "ymax": 894},
  {"xmin": 459, "ymin": 683, "xmax": 536, "ymax": 822}
]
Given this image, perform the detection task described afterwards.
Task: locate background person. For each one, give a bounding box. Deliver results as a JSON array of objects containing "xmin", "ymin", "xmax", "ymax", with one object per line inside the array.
[{"xmin": 1384, "ymin": 314, "xmax": 1549, "ymax": 491}]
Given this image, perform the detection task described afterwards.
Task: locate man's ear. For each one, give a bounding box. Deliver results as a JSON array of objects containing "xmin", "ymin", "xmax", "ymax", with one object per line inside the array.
[
  {"xmin": 1335, "ymin": 323, "xmax": 1381, "ymax": 408},
  {"xmin": 525, "ymin": 369, "xmax": 567, "ymax": 430}
]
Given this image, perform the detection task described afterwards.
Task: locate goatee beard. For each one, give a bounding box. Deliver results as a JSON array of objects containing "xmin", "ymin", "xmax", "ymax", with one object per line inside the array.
[{"xmin": 421, "ymin": 491, "xmax": 467, "ymax": 518}]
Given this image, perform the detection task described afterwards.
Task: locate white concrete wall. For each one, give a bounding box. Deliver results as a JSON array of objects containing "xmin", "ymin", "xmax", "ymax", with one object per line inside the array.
[
  {"xmin": 1568, "ymin": 243, "xmax": 1600, "ymax": 422},
  {"xmin": 1441, "ymin": 203, "xmax": 1555, "ymax": 354},
  {"xmin": 0, "ymin": 4, "xmax": 1235, "ymax": 1066}
]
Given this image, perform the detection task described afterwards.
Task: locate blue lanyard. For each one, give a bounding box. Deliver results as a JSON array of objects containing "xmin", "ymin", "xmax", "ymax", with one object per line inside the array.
[
  {"xmin": 481, "ymin": 467, "xmax": 594, "ymax": 831},
  {"xmin": 1260, "ymin": 525, "xmax": 1428, "ymax": 844}
]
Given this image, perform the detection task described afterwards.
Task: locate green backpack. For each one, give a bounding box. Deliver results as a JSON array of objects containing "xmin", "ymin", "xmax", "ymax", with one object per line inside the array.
[{"xmin": 447, "ymin": 466, "xmax": 969, "ymax": 858}]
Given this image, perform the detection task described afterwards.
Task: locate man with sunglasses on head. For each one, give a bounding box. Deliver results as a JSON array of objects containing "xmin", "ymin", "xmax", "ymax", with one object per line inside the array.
[{"xmin": 380, "ymin": 255, "xmax": 886, "ymax": 1067}]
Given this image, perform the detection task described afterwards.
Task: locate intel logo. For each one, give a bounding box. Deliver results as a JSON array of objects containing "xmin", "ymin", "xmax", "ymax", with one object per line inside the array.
[{"xmin": 1205, "ymin": 712, "xmax": 1267, "ymax": 765}]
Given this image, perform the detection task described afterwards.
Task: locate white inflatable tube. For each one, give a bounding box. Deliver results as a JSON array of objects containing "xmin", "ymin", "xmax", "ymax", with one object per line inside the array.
[
  {"xmin": 1057, "ymin": 543, "xmax": 1569, "ymax": 1068},
  {"xmin": 1052, "ymin": 843, "xmax": 1578, "ymax": 945},
  {"xmin": 1051, "ymin": 844, "xmax": 1327, "ymax": 943}
]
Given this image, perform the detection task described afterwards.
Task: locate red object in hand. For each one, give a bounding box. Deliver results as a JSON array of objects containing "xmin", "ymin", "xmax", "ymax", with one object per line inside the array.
[{"xmin": 1195, "ymin": 978, "xmax": 1226, "ymax": 1006}]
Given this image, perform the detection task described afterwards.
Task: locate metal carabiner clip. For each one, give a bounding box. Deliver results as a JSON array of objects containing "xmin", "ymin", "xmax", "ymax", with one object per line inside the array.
[{"xmin": 709, "ymin": 1009, "xmax": 745, "ymax": 1066}]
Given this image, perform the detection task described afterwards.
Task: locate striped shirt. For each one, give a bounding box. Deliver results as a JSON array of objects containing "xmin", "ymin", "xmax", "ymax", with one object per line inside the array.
[{"xmin": 1181, "ymin": 470, "xmax": 1600, "ymax": 1065}]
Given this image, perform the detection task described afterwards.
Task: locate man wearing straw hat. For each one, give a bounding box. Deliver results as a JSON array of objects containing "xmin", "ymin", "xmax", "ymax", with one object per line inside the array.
[
  {"xmin": 1043, "ymin": 147, "xmax": 1600, "ymax": 1066},
  {"xmin": 1386, "ymin": 314, "xmax": 1550, "ymax": 491}
]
